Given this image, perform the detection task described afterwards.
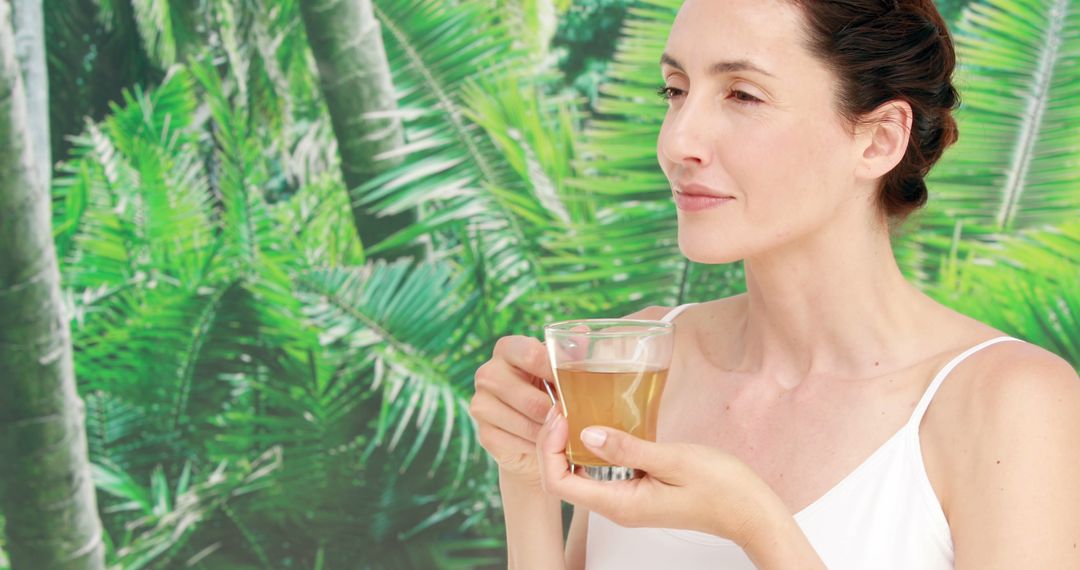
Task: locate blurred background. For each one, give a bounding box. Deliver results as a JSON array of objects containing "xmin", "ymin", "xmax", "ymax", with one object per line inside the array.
[{"xmin": 0, "ymin": 0, "xmax": 1076, "ymax": 568}]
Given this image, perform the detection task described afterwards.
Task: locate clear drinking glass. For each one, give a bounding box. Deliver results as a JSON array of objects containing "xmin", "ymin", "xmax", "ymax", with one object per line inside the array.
[{"xmin": 544, "ymin": 319, "xmax": 674, "ymax": 481}]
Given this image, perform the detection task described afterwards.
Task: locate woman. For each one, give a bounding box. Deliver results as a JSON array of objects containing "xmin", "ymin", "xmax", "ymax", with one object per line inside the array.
[{"xmin": 468, "ymin": 1, "xmax": 1080, "ymax": 568}]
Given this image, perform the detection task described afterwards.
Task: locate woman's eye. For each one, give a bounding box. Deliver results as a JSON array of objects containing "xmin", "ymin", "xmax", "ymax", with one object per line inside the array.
[
  {"xmin": 656, "ymin": 85, "xmax": 762, "ymax": 106},
  {"xmin": 730, "ymin": 90, "xmax": 762, "ymax": 104},
  {"xmin": 656, "ymin": 86, "xmax": 685, "ymax": 101}
]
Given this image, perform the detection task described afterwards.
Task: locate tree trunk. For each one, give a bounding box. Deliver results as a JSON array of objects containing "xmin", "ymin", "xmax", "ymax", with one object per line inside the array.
[
  {"xmin": 0, "ymin": 1, "xmax": 105, "ymax": 568},
  {"xmin": 12, "ymin": 0, "xmax": 48, "ymax": 188},
  {"xmin": 299, "ymin": 0, "xmax": 421, "ymax": 261}
]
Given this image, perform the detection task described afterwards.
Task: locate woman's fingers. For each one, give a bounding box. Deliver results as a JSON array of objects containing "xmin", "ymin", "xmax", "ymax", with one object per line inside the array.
[
  {"xmin": 476, "ymin": 357, "xmax": 556, "ymax": 424},
  {"xmin": 537, "ymin": 411, "xmax": 597, "ymax": 492},
  {"xmin": 537, "ymin": 407, "xmax": 572, "ymax": 484},
  {"xmin": 471, "ymin": 333, "xmax": 563, "ymax": 484},
  {"xmin": 477, "ymin": 420, "xmax": 536, "ymax": 458},
  {"xmin": 536, "ymin": 412, "xmax": 643, "ymax": 524},
  {"xmin": 495, "ymin": 335, "xmax": 556, "ymax": 388},
  {"xmin": 470, "ymin": 390, "xmax": 547, "ymax": 443}
]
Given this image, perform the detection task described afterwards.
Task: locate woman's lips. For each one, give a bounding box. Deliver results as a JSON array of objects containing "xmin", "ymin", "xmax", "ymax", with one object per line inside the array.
[{"xmin": 674, "ymin": 191, "xmax": 735, "ymax": 211}]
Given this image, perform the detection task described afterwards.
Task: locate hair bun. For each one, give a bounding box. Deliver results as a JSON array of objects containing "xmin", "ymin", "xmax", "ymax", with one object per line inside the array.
[{"xmin": 795, "ymin": 0, "xmax": 959, "ymax": 222}]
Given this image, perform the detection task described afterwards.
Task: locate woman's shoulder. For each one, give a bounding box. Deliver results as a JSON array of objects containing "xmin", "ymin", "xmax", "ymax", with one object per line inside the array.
[
  {"xmin": 947, "ymin": 335, "xmax": 1078, "ymax": 424},
  {"xmin": 929, "ymin": 329, "xmax": 1080, "ymax": 556},
  {"xmin": 926, "ymin": 315, "xmax": 1078, "ymax": 471},
  {"xmin": 620, "ymin": 305, "xmax": 674, "ymax": 320},
  {"xmin": 927, "ymin": 308, "xmax": 1077, "ymax": 425},
  {"xmin": 933, "ymin": 307, "xmax": 1076, "ymax": 402}
]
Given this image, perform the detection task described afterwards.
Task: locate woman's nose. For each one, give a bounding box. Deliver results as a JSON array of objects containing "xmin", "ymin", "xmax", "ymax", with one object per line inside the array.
[{"xmin": 658, "ymin": 101, "xmax": 713, "ymax": 167}]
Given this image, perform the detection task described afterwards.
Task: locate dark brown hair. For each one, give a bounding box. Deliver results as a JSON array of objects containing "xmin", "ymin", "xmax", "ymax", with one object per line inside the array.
[{"xmin": 790, "ymin": 0, "xmax": 961, "ymax": 221}]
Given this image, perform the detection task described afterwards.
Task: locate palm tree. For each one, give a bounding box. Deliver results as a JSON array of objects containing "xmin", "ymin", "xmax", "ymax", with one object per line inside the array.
[
  {"xmin": 39, "ymin": 0, "xmax": 594, "ymax": 562},
  {"xmin": 0, "ymin": 1, "xmax": 105, "ymax": 567},
  {"xmin": 12, "ymin": 0, "xmax": 49, "ymax": 188},
  {"xmin": 48, "ymin": 47, "xmax": 509, "ymax": 564},
  {"xmin": 298, "ymin": 0, "xmax": 417, "ymax": 260}
]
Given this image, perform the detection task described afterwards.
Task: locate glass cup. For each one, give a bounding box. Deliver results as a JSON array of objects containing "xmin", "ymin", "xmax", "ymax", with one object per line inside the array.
[{"xmin": 544, "ymin": 319, "xmax": 674, "ymax": 481}]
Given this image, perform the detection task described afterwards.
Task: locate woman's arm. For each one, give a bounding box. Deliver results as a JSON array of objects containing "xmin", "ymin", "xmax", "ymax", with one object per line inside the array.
[
  {"xmin": 735, "ymin": 495, "xmax": 827, "ymax": 570},
  {"xmin": 947, "ymin": 347, "xmax": 1080, "ymax": 568},
  {"xmin": 564, "ymin": 506, "xmax": 589, "ymax": 570},
  {"xmin": 500, "ymin": 470, "xmax": 565, "ymax": 570}
]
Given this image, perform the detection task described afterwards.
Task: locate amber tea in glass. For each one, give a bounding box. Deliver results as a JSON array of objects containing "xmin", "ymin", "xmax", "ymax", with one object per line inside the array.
[{"xmin": 544, "ymin": 319, "xmax": 673, "ymax": 481}]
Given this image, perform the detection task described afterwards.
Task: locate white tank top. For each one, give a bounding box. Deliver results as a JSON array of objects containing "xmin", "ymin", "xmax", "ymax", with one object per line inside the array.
[{"xmin": 586, "ymin": 302, "xmax": 1021, "ymax": 569}]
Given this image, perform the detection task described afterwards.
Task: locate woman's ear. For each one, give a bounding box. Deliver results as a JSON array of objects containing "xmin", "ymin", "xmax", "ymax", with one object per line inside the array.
[{"xmin": 853, "ymin": 100, "xmax": 913, "ymax": 182}]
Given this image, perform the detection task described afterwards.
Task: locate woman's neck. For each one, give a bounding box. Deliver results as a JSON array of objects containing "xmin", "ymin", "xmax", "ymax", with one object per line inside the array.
[{"xmin": 729, "ymin": 211, "xmax": 935, "ymax": 387}]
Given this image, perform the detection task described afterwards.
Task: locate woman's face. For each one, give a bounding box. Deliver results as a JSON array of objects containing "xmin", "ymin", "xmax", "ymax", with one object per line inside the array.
[{"xmin": 658, "ymin": 0, "xmax": 868, "ymax": 263}]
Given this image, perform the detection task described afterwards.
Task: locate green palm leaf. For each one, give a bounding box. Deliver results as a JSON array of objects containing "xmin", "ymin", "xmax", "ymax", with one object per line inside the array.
[
  {"xmin": 924, "ymin": 0, "xmax": 1080, "ymax": 233},
  {"xmin": 211, "ymin": 0, "xmax": 330, "ymax": 194},
  {"xmin": 356, "ymin": 0, "xmax": 588, "ymax": 316},
  {"xmin": 85, "ymin": 391, "xmax": 176, "ymax": 479},
  {"xmin": 47, "ymin": 8, "xmax": 510, "ymax": 566},
  {"xmin": 55, "ymin": 64, "xmax": 300, "ymax": 487},
  {"xmin": 357, "ymin": 0, "xmax": 519, "ymax": 219},
  {"xmin": 272, "ymin": 173, "xmax": 365, "ymax": 267},
  {"xmin": 933, "ymin": 220, "xmax": 1080, "ymax": 365},
  {"xmin": 210, "ymin": 348, "xmax": 501, "ymax": 568},
  {"xmin": 295, "ymin": 260, "xmax": 486, "ymax": 478},
  {"xmin": 103, "ymin": 448, "xmax": 282, "ymax": 570},
  {"xmin": 52, "ymin": 67, "xmax": 214, "ymax": 290},
  {"xmin": 484, "ymin": 0, "xmax": 570, "ymax": 59},
  {"xmin": 191, "ymin": 61, "xmax": 290, "ymax": 278},
  {"xmin": 200, "ymin": 259, "xmax": 502, "ymax": 568},
  {"xmin": 96, "ymin": 0, "xmax": 177, "ymax": 66}
]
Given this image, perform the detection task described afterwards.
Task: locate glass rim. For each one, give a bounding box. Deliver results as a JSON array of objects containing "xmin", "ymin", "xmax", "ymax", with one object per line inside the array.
[{"xmin": 543, "ymin": 318, "xmax": 673, "ymax": 336}]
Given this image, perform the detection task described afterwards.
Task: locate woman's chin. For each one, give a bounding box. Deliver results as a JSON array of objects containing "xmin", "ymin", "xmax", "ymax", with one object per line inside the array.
[
  {"xmin": 677, "ymin": 219, "xmax": 797, "ymax": 264},
  {"xmin": 678, "ymin": 241, "xmax": 747, "ymax": 265}
]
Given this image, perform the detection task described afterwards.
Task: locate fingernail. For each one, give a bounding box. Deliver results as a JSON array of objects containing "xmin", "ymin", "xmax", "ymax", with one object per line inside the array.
[
  {"xmin": 544, "ymin": 406, "xmax": 557, "ymax": 425},
  {"xmin": 580, "ymin": 428, "xmax": 606, "ymax": 447}
]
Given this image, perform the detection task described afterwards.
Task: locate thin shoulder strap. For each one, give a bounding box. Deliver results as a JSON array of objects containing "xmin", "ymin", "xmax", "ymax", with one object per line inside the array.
[
  {"xmin": 907, "ymin": 336, "xmax": 1022, "ymax": 427},
  {"xmin": 660, "ymin": 302, "xmax": 697, "ymax": 323}
]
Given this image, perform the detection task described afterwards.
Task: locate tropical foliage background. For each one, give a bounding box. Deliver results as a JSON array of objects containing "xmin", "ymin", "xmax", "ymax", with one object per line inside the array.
[{"xmin": 0, "ymin": 0, "xmax": 1076, "ymax": 567}]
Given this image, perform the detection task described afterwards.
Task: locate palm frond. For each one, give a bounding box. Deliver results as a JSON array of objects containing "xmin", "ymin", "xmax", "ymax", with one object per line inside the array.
[
  {"xmin": 130, "ymin": 0, "xmax": 178, "ymax": 66},
  {"xmin": 923, "ymin": 0, "xmax": 1080, "ymax": 232},
  {"xmin": 191, "ymin": 61, "xmax": 287, "ymax": 277},
  {"xmin": 45, "ymin": 0, "xmax": 161, "ymax": 160},
  {"xmin": 204, "ymin": 268, "xmax": 500, "ymax": 567},
  {"xmin": 933, "ymin": 220, "xmax": 1080, "ymax": 366},
  {"xmin": 208, "ymin": 0, "xmax": 331, "ymax": 198},
  {"xmin": 897, "ymin": 0, "xmax": 1079, "ymax": 285},
  {"xmin": 272, "ymin": 173, "xmax": 365, "ymax": 267},
  {"xmin": 85, "ymin": 391, "xmax": 176, "ymax": 478},
  {"xmin": 54, "ymin": 122, "xmax": 143, "ymax": 286},
  {"xmin": 295, "ymin": 260, "xmax": 485, "ymax": 477},
  {"xmin": 357, "ymin": 0, "xmax": 581, "ymax": 311},
  {"xmin": 53, "ymin": 68, "xmax": 215, "ymax": 290},
  {"xmin": 483, "ymin": 0, "xmax": 568, "ymax": 59},
  {"xmin": 106, "ymin": 448, "xmax": 282, "ymax": 570}
]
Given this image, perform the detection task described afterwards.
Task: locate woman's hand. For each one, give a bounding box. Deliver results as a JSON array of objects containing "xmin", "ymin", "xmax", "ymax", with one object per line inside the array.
[
  {"xmin": 469, "ymin": 335, "xmax": 559, "ymax": 488},
  {"xmin": 535, "ymin": 408, "xmax": 782, "ymax": 548}
]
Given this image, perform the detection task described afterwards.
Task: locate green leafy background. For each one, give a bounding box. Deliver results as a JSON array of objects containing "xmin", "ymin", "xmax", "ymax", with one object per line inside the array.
[{"xmin": 2, "ymin": 0, "xmax": 1077, "ymax": 567}]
